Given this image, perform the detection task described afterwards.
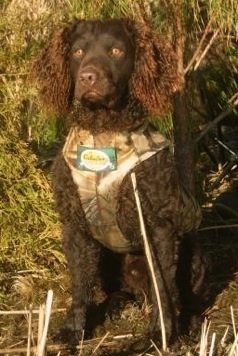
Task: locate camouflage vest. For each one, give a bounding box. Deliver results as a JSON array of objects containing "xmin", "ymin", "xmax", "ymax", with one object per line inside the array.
[{"xmin": 63, "ymin": 126, "xmax": 201, "ymax": 252}]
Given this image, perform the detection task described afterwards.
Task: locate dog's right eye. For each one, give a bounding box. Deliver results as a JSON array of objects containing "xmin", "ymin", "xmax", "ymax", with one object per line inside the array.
[
  {"xmin": 109, "ymin": 47, "xmax": 124, "ymax": 58},
  {"xmin": 73, "ymin": 48, "xmax": 84, "ymax": 58}
]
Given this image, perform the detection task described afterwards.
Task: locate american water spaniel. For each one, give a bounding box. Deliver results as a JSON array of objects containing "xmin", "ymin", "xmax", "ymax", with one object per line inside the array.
[{"xmin": 30, "ymin": 18, "xmax": 203, "ymax": 344}]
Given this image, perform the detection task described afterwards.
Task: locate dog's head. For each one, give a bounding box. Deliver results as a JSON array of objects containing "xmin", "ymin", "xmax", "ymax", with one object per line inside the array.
[
  {"xmin": 68, "ymin": 19, "xmax": 135, "ymax": 110},
  {"xmin": 30, "ymin": 18, "xmax": 182, "ymax": 116}
]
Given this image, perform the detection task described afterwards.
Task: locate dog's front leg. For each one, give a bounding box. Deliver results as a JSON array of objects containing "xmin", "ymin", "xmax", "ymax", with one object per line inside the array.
[
  {"xmin": 53, "ymin": 155, "xmax": 102, "ymax": 341},
  {"xmin": 147, "ymin": 225, "xmax": 180, "ymax": 344},
  {"xmin": 61, "ymin": 223, "xmax": 102, "ymax": 339}
]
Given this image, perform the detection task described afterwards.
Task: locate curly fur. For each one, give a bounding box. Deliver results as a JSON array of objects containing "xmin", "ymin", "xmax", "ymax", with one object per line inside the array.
[
  {"xmin": 30, "ymin": 18, "xmax": 202, "ymax": 347},
  {"xmin": 30, "ymin": 18, "xmax": 182, "ymax": 116}
]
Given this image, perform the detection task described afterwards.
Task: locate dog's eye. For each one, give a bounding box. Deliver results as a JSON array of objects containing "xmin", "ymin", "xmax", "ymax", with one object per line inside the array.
[
  {"xmin": 109, "ymin": 47, "xmax": 124, "ymax": 58},
  {"xmin": 74, "ymin": 48, "xmax": 84, "ymax": 58}
]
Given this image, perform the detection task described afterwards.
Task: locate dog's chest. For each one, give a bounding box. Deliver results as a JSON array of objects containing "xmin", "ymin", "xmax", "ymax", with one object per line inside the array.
[{"xmin": 63, "ymin": 127, "xmax": 168, "ymax": 252}]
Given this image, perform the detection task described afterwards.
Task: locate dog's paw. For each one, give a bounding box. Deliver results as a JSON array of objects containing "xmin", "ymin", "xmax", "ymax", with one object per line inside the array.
[
  {"xmin": 54, "ymin": 306, "xmax": 86, "ymax": 344},
  {"xmin": 55, "ymin": 326, "xmax": 83, "ymax": 345}
]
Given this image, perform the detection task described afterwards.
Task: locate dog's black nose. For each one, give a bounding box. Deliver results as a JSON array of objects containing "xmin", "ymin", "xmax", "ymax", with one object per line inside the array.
[{"xmin": 79, "ymin": 70, "xmax": 98, "ymax": 86}]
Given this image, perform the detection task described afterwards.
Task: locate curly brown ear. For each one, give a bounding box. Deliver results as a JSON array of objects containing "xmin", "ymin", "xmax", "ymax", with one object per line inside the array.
[
  {"xmin": 29, "ymin": 27, "xmax": 73, "ymax": 114},
  {"xmin": 125, "ymin": 20, "xmax": 183, "ymax": 116}
]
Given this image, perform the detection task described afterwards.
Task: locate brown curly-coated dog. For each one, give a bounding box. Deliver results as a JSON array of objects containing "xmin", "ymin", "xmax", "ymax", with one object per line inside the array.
[{"xmin": 31, "ymin": 18, "xmax": 202, "ymax": 344}]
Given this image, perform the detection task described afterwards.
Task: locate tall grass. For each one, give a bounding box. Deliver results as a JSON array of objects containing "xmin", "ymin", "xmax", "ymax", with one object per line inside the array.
[{"xmin": 0, "ymin": 0, "xmax": 238, "ymax": 353}]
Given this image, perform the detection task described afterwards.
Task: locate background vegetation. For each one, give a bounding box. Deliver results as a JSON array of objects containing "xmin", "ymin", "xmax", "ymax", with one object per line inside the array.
[{"xmin": 0, "ymin": 0, "xmax": 238, "ymax": 354}]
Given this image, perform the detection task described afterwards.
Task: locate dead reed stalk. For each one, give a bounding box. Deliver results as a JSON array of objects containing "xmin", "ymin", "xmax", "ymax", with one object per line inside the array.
[
  {"xmin": 36, "ymin": 289, "xmax": 53, "ymax": 356},
  {"xmin": 131, "ymin": 172, "xmax": 167, "ymax": 351}
]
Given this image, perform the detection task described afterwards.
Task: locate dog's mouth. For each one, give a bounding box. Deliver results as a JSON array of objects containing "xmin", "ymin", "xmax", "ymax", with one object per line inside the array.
[
  {"xmin": 77, "ymin": 88, "xmax": 121, "ymax": 110},
  {"xmin": 83, "ymin": 90, "xmax": 104, "ymax": 101},
  {"xmin": 81, "ymin": 91, "xmax": 110, "ymax": 109}
]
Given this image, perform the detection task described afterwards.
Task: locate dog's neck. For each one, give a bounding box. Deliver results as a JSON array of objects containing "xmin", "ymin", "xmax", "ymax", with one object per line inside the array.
[{"xmin": 67, "ymin": 97, "xmax": 148, "ymax": 135}]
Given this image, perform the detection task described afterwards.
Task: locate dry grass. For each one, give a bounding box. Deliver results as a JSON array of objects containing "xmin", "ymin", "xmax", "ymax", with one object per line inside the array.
[
  {"xmin": 0, "ymin": 295, "xmax": 237, "ymax": 355},
  {"xmin": 0, "ymin": 0, "xmax": 238, "ymax": 355}
]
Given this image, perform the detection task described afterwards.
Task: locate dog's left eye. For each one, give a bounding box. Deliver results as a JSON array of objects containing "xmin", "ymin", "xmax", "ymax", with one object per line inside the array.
[
  {"xmin": 73, "ymin": 48, "xmax": 84, "ymax": 58},
  {"xmin": 109, "ymin": 47, "xmax": 124, "ymax": 58}
]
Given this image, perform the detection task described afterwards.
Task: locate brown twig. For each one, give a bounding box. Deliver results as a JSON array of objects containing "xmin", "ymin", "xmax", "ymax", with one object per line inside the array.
[
  {"xmin": 78, "ymin": 329, "xmax": 85, "ymax": 356},
  {"xmin": 0, "ymin": 345, "xmax": 67, "ymax": 355},
  {"xmin": 195, "ymin": 96, "xmax": 238, "ymax": 143},
  {"xmin": 92, "ymin": 332, "xmax": 110, "ymax": 354},
  {"xmin": 199, "ymin": 224, "xmax": 238, "ymax": 232},
  {"xmin": 0, "ymin": 308, "xmax": 65, "ymax": 315},
  {"xmin": 194, "ymin": 28, "xmax": 220, "ymax": 71},
  {"xmin": 27, "ymin": 304, "xmax": 33, "ymax": 356},
  {"xmin": 185, "ymin": 12, "xmax": 217, "ymax": 74},
  {"xmin": 0, "ymin": 334, "xmax": 142, "ymax": 355},
  {"xmin": 150, "ymin": 339, "xmax": 163, "ymax": 356}
]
